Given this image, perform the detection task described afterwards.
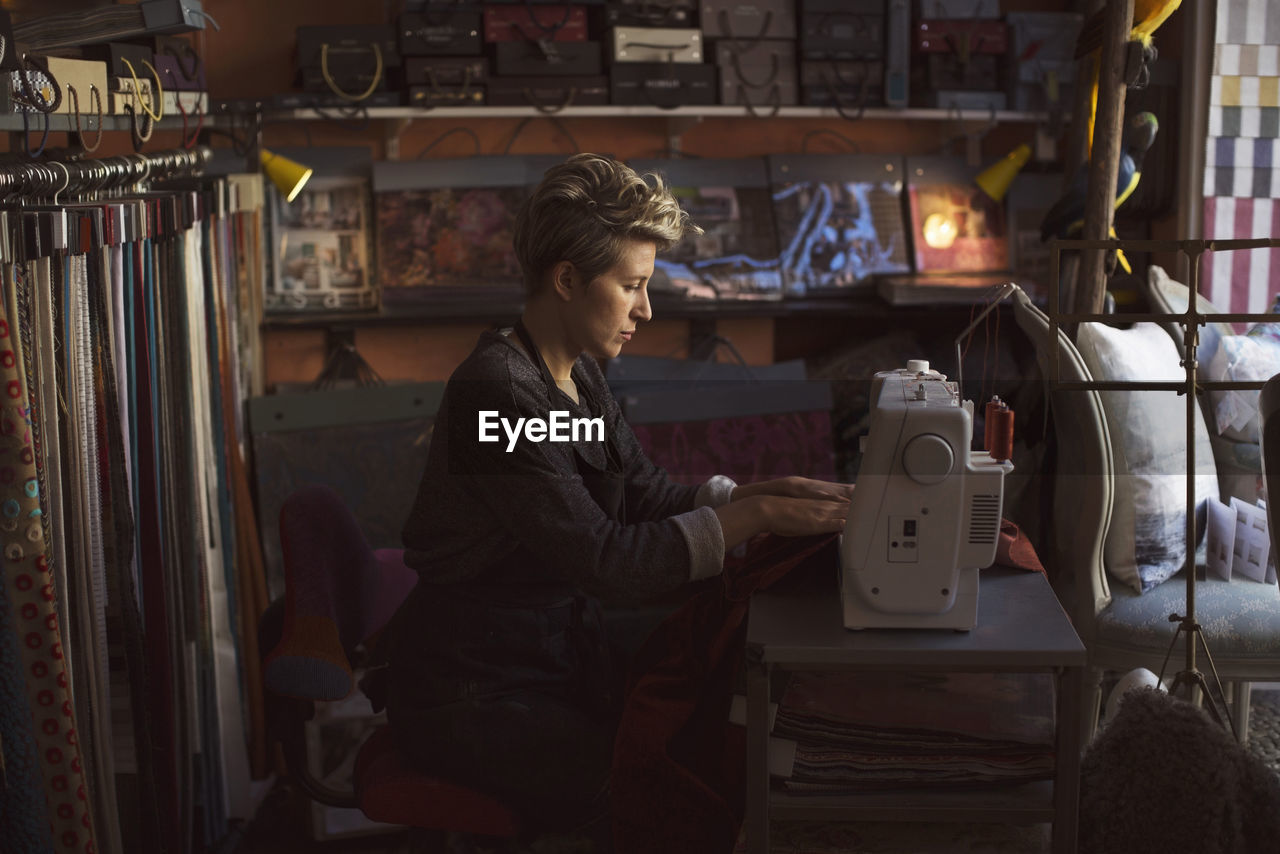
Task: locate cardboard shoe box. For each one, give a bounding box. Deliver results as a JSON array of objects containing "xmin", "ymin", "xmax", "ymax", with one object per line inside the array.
[
  {"xmin": 604, "ymin": 0, "xmax": 697, "ymax": 28},
  {"xmin": 487, "ymin": 75, "xmax": 609, "ymax": 107},
  {"xmin": 493, "ymin": 40, "xmax": 602, "ymax": 76},
  {"xmin": 610, "ymin": 62, "xmax": 717, "ymax": 105},
  {"xmin": 403, "ymin": 57, "xmax": 489, "ymax": 88},
  {"xmin": 399, "ymin": 10, "xmax": 483, "ymax": 56},
  {"xmin": 799, "ymin": 0, "xmax": 884, "ymax": 60},
  {"xmin": 701, "ymin": 0, "xmax": 796, "ymax": 40},
  {"xmin": 610, "ymin": 27, "xmax": 704, "ymax": 63},
  {"xmin": 716, "ymin": 39, "xmax": 798, "ymax": 106},
  {"xmin": 800, "ymin": 59, "xmax": 885, "ymax": 108},
  {"xmin": 40, "ymin": 56, "xmax": 109, "ymax": 117},
  {"xmin": 483, "ymin": 5, "xmax": 590, "ymax": 42}
]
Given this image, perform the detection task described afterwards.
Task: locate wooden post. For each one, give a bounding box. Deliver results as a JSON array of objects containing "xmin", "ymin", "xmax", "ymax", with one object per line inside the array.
[
  {"xmin": 1075, "ymin": 0, "xmax": 1134, "ymax": 315},
  {"xmin": 1062, "ymin": 0, "xmax": 1105, "ymax": 186}
]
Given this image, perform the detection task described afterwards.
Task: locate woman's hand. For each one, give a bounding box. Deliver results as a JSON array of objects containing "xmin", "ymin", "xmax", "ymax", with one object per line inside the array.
[
  {"xmin": 714, "ymin": 493, "xmax": 848, "ymax": 550},
  {"xmin": 760, "ymin": 495, "xmax": 849, "ymax": 537},
  {"xmin": 731, "ymin": 476, "xmax": 854, "ymax": 504}
]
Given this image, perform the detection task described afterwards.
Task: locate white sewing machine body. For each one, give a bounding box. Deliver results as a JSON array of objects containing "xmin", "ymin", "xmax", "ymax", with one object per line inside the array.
[{"xmin": 840, "ymin": 360, "xmax": 1013, "ymax": 630}]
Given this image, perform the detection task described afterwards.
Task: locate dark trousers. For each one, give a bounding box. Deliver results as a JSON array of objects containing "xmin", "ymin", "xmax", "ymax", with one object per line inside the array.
[{"xmin": 386, "ymin": 601, "xmax": 675, "ymax": 848}]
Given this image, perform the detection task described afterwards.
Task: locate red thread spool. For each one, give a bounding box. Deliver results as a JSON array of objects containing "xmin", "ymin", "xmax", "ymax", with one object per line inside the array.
[
  {"xmin": 989, "ymin": 405, "xmax": 1015, "ymax": 462},
  {"xmin": 984, "ymin": 396, "xmax": 1004, "ymax": 452}
]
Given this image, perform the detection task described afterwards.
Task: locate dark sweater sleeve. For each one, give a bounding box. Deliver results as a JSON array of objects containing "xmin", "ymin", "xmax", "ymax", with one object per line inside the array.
[{"xmin": 443, "ymin": 346, "xmax": 723, "ymax": 599}]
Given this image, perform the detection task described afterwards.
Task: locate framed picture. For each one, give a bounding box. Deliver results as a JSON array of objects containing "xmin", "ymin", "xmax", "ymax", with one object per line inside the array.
[
  {"xmin": 905, "ymin": 156, "xmax": 1010, "ymax": 275},
  {"xmin": 630, "ymin": 157, "xmax": 784, "ymax": 300},
  {"xmin": 767, "ymin": 154, "xmax": 911, "ymax": 296},
  {"xmin": 265, "ymin": 147, "xmax": 378, "ymax": 314},
  {"xmin": 373, "ymin": 156, "xmax": 561, "ymax": 304}
]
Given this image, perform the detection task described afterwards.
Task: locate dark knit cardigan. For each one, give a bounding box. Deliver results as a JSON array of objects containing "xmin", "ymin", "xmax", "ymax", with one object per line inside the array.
[{"xmin": 400, "ymin": 329, "xmax": 729, "ymax": 600}]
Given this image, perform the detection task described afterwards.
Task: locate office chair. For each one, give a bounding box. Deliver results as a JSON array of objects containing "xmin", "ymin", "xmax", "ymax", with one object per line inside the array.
[
  {"xmin": 259, "ymin": 483, "xmax": 522, "ymax": 841},
  {"xmin": 1011, "ymin": 289, "xmax": 1280, "ymax": 743}
]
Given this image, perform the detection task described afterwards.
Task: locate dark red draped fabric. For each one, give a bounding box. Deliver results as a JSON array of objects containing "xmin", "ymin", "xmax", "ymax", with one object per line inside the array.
[{"xmin": 611, "ymin": 533, "xmax": 839, "ymax": 854}]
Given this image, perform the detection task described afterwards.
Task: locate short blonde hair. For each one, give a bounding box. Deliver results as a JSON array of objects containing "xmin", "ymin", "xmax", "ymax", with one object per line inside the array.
[{"xmin": 513, "ymin": 153, "xmax": 702, "ymax": 294}]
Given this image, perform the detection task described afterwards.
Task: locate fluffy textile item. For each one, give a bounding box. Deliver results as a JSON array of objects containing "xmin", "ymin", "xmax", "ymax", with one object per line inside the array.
[{"xmin": 1080, "ymin": 687, "xmax": 1280, "ymax": 854}]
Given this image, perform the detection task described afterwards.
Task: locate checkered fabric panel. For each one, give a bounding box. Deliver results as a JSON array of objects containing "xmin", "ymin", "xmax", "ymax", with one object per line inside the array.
[{"xmin": 1201, "ymin": 0, "xmax": 1280, "ymax": 317}]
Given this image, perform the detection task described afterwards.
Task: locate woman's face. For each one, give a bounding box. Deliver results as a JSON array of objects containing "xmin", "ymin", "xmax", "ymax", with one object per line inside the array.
[{"xmin": 566, "ymin": 238, "xmax": 655, "ymax": 360}]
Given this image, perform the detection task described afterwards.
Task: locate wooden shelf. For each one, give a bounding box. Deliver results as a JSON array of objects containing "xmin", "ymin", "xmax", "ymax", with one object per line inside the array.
[
  {"xmin": 769, "ymin": 780, "xmax": 1057, "ymax": 824},
  {"xmin": 0, "ymin": 113, "xmax": 191, "ymax": 134},
  {"xmin": 257, "ymin": 104, "xmax": 1054, "ymax": 123}
]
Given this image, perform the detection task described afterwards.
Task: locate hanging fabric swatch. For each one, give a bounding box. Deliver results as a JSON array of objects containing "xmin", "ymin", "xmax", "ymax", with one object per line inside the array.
[
  {"xmin": 0, "ymin": 150, "xmax": 270, "ymax": 854},
  {"xmin": 0, "ymin": 259, "xmax": 100, "ymax": 854}
]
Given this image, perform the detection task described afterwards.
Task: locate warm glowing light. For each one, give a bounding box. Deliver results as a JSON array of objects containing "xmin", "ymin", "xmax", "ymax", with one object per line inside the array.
[{"xmin": 922, "ymin": 213, "xmax": 957, "ymax": 249}]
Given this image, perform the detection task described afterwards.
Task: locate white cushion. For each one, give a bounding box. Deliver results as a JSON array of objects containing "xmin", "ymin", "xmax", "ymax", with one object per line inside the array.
[
  {"xmin": 1076, "ymin": 322, "xmax": 1220, "ymax": 594},
  {"xmin": 1207, "ymin": 333, "xmax": 1280, "ymax": 443}
]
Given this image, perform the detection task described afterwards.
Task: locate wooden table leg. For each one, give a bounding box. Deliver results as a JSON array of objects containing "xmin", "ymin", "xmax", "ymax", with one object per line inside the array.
[
  {"xmin": 1053, "ymin": 666, "xmax": 1083, "ymax": 854},
  {"xmin": 746, "ymin": 657, "xmax": 770, "ymax": 854}
]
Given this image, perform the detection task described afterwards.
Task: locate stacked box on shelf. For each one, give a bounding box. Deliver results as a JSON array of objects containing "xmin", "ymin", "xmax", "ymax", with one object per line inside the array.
[
  {"xmin": 702, "ymin": 0, "xmax": 795, "ymax": 110},
  {"xmin": 151, "ymin": 35, "xmax": 206, "ymax": 91},
  {"xmin": 913, "ymin": 17, "xmax": 1009, "ymax": 112},
  {"xmin": 701, "ymin": 0, "xmax": 795, "ymax": 40},
  {"xmin": 399, "ymin": 5, "xmax": 486, "ymax": 106},
  {"xmin": 603, "ymin": 0, "xmax": 697, "ymax": 28},
  {"xmin": 609, "ymin": 25, "xmax": 715, "ymax": 105},
  {"xmin": 108, "ymin": 78, "xmax": 152, "ymax": 116},
  {"xmin": 799, "ymin": 0, "xmax": 886, "ymax": 110},
  {"xmin": 484, "ymin": 4, "xmax": 606, "ymax": 107},
  {"xmin": 1006, "ymin": 11, "xmax": 1082, "ymax": 115},
  {"xmin": 296, "ymin": 26, "xmax": 401, "ymax": 103},
  {"xmin": 37, "ymin": 56, "xmax": 108, "ymax": 117},
  {"xmin": 716, "ymin": 39, "xmax": 797, "ymax": 110}
]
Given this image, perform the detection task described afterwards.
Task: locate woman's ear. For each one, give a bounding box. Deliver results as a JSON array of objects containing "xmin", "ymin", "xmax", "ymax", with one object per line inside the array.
[{"xmin": 551, "ymin": 261, "xmax": 576, "ymax": 301}]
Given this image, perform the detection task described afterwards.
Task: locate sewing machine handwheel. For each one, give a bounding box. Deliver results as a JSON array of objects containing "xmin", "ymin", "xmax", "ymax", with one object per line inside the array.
[{"xmin": 902, "ymin": 434, "xmax": 954, "ymax": 485}]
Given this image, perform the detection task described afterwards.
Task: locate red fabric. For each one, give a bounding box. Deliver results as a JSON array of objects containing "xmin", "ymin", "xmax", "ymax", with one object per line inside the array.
[
  {"xmin": 995, "ymin": 519, "xmax": 1045, "ymax": 575},
  {"xmin": 611, "ymin": 533, "xmax": 840, "ymax": 854},
  {"xmin": 355, "ymin": 726, "xmax": 522, "ymax": 837},
  {"xmin": 630, "ymin": 412, "xmax": 837, "ymax": 486}
]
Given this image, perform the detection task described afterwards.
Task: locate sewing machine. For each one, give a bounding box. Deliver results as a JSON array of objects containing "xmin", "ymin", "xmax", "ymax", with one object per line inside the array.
[{"xmin": 840, "ymin": 360, "xmax": 1013, "ymax": 630}]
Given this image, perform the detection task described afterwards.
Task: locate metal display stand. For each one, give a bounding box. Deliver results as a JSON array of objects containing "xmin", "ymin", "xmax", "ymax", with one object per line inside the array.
[{"xmin": 1048, "ymin": 235, "xmax": 1280, "ymax": 736}]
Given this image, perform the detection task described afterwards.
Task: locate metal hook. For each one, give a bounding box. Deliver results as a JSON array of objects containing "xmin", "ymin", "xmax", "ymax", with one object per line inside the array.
[{"xmin": 51, "ymin": 161, "xmax": 69, "ymax": 205}]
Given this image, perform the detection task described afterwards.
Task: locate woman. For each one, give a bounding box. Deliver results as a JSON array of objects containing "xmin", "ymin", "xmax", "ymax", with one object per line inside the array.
[{"xmin": 385, "ymin": 153, "xmax": 850, "ymax": 844}]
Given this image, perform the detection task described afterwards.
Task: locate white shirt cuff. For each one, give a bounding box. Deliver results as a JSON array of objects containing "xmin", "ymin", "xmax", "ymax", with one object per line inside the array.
[
  {"xmin": 694, "ymin": 474, "xmax": 738, "ymax": 509},
  {"xmin": 673, "ymin": 505, "xmax": 725, "ymax": 581}
]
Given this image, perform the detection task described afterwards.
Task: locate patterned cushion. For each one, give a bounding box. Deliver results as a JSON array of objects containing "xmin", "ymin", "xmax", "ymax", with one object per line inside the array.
[
  {"xmin": 1076, "ymin": 322, "xmax": 1220, "ymax": 594},
  {"xmin": 1097, "ymin": 571, "xmax": 1280, "ymax": 660}
]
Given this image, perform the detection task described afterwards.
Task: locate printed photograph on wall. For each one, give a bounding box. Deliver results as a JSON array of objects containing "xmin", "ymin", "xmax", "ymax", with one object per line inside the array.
[
  {"xmin": 654, "ymin": 185, "xmax": 784, "ymax": 300},
  {"xmin": 908, "ymin": 181, "xmax": 1010, "ymax": 273},
  {"xmin": 905, "ymin": 156, "xmax": 1011, "ymax": 275},
  {"xmin": 268, "ymin": 176, "xmax": 377, "ymax": 313},
  {"xmin": 376, "ymin": 186, "xmax": 526, "ymax": 297},
  {"xmin": 768, "ymin": 156, "xmax": 911, "ymax": 295}
]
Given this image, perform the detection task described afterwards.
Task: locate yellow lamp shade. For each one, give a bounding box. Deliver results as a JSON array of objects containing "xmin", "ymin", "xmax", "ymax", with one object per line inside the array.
[
  {"xmin": 975, "ymin": 143, "xmax": 1031, "ymax": 203},
  {"xmin": 260, "ymin": 148, "xmax": 313, "ymax": 203}
]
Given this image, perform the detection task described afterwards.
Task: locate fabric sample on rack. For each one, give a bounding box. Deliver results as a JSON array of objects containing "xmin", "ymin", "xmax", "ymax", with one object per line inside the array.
[
  {"xmin": 0, "ymin": 261, "xmax": 99, "ymax": 854},
  {"xmin": 0, "ymin": 266, "xmax": 56, "ymax": 854}
]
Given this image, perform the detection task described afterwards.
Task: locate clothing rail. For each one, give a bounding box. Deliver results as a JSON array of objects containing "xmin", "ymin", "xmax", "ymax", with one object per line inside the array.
[{"xmin": 0, "ymin": 146, "xmax": 213, "ymax": 201}]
